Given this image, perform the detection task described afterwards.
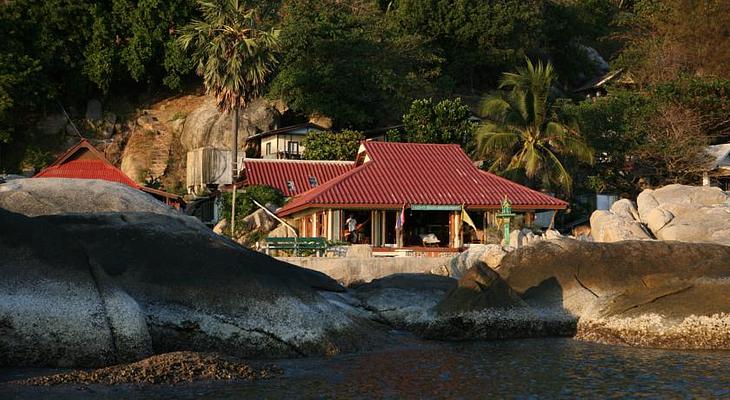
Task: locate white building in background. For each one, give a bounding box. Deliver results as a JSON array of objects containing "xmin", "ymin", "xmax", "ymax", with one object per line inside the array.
[{"xmin": 245, "ymin": 123, "xmax": 324, "ymax": 160}]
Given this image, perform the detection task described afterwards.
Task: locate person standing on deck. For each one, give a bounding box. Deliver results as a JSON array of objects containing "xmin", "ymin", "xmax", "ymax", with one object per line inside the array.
[{"xmin": 345, "ymin": 214, "xmax": 358, "ymax": 243}]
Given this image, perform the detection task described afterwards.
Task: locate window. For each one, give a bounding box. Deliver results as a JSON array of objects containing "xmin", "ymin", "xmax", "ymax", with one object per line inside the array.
[
  {"xmin": 265, "ymin": 142, "xmax": 272, "ymax": 155},
  {"xmin": 286, "ymin": 180, "xmax": 296, "ymax": 194},
  {"xmin": 287, "ymin": 141, "xmax": 299, "ymax": 154},
  {"xmin": 308, "ymin": 176, "xmax": 318, "ymax": 188}
]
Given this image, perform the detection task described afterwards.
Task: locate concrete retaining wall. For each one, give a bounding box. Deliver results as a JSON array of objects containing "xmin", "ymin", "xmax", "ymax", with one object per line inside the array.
[{"xmin": 279, "ymin": 256, "xmax": 451, "ymax": 286}]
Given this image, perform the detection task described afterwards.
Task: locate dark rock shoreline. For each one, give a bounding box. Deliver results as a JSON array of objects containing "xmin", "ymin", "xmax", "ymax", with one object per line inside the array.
[{"xmin": 1, "ymin": 179, "xmax": 729, "ymax": 378}]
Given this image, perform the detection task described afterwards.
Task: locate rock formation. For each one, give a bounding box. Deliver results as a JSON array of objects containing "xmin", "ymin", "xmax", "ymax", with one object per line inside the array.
[
  {"xmin": 0, "ymin": 179, "xmax": 380, "ymax": 367},
  {"xmin": 590, "ymin": 185, "xmax": 730, "ymax": 246},
  {"xmin": 497, "ymin": 239, "xmax": 730, "ymax": 349},
  {"xmin": 179, "ymin": 98, "xmax": 280, "ymax": 153},
  {"xmin": 636, "ymin": 184, "xmax": 730, "ymax": 246},
  {"xmin": 0, "ymin": 178, "xmax": 176, "ymax": 217}
]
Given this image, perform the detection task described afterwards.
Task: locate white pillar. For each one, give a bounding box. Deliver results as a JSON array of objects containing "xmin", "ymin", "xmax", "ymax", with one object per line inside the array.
[
  {"xmin": 703, "ymin": 172, "xmax": 711, "ymax": 187},
  {"xmin": 312, "ymin": 211, "xmax": 318, "ymax": 237}
]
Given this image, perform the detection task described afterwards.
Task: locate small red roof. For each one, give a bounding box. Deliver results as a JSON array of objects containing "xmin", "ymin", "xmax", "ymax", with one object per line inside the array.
[
  {"xmin": 277, "ymin": 141, "xmax": 567, "ymax": 216},
  {"xmin": 244, "ymin": 158, "xmax": 354, "ymax": 197},
  {"xmin": 35, "ymin": 159, "xmax": 141, "ymax": 188},
  {"xmin": 34, "ymin": 139, "xmax": 181, "ymax": 202}
]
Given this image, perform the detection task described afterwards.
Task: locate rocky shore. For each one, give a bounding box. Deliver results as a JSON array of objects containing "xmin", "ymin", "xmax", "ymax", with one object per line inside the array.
[
  {"xmin": 1, "ymin": 178, "xmax": 729, "ymax": 379},
  {"xmin": 11, "ymin": 352, "xmax": 282, "ymax": 386}
]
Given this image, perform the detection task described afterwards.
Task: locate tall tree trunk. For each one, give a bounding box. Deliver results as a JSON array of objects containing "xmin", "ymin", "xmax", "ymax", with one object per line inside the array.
[{"xmin": 231, "ymin": 106, "xmax": 239, "ymax": 238}]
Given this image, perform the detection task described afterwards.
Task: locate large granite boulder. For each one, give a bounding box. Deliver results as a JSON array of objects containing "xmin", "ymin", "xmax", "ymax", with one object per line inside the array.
[
  {"xmin": 0, "ymin": 207, "xmax": 379, "ymax": 367},
  {"xmin": 590, "ymin": 208, "xmax": 652, "ymax": 242},
  {"xmin": 0, "ymin": 178, "xmax": 176, "ymax": 217},
  {"xmin": 351, "ymin": 274, "xmax": 457, "ymax": 328},
  {"xmin": 446, "ymin": 244, "xmax": 507, "ymax": 278},
  {"xmin": 435, "ymin": 262, "xmax": 525, "ymax": 315},
  {"xmin": 179, "ymin": 98, "xmax": 279, "ymax": 152},
  {"xmin": 636, "ymin": 184, "xmax": 730, "ymax": 246},
  {"xmin": 0, "ymin": 209, "xmax": 151, "ymax": 367},
  {"xmin": 496, "ymin": 239, "xmax": 730, "ymax": 349}
]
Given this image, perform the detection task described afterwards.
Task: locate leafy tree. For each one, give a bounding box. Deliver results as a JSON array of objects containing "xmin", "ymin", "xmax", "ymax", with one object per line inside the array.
[
  {"xmin": 616, "ymin": 0, "xmax": 730, "ymax": 85},
  {"xmin": 394, "ymin": 98, "xmax": 476, "ymax": 152},
  {"xmin": 178, "ymin": 0, "xmax": 279, "ymax": 165},
  {"xmin": 178, "ymin": 0, "xmax": 280, "ymax": 235},
  {"xmin": 302, "ymin": 130, "xmax": 364, "ymax": 161},
  {"xmin": 389, "ymin": 0, "xmax": 543, "ymax": 91},
  {"xmin": 561, "ymin": 90, "xmax": 652, "ymax": 194},
  {"xmin": 476, "ymin": 59, "xmax": 594, "ymax": 193},
  {"xmin": 565, "ymin": 79, "xmax": 726, "ymax": 193},
  {"xmin": 268, "ymin": 0, "xmax": 440, "ymax": 128}
]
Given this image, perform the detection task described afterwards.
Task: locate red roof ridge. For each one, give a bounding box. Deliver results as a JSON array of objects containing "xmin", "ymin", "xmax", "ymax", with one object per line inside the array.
[
  {"xmin": 277, "ymin": 162, "xmax": 375, "ymax": 214},
  {"xmin": 277, "ymin": 141, "xmax": 568, "ymax": 217},
  {"xmin": 244, "ymin": 158, "xmax": 354, "ymax": 165}
]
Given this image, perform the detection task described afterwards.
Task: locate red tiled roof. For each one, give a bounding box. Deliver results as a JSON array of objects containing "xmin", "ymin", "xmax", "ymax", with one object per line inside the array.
[
  {"xmin": 243, "ymin": 158, "xmax": 354, "ymax": 197},
  {"xmin": 33, "ymin": 139, "xmax": 181, "ymax": 202},
  {"xmin": 277, "ymin": 141, "xmax": 567, "ymax": 216},
  {"xmin": 35, "ymin": 159, "xmax": 141, "ymax": 188}
]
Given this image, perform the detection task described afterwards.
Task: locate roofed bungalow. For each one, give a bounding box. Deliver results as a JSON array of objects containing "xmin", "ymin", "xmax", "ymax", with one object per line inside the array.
[
  {"xmin": 243, "ymin": 158, "xmax": 354, "ymax": 197},
  {"xmin": 277, "ymin": 141, "xmax": 567, "ymax": 252},
  {"xmin": 245, "ymin": 123, "xmax": 324, "ymax": 160},
  {"xmin": 34, "ymin": 139, "xmax": 184, "ymax": 208}
]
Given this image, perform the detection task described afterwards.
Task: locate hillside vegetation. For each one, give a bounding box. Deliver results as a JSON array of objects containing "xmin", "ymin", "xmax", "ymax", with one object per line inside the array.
[{"xmin": 0, "ymin": 0, "xmax": 728, "ymax": 197}]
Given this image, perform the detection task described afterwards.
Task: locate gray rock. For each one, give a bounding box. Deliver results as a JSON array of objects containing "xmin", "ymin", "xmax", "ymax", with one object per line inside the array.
[
  {"xmin": 0, "ymin": 207, "xmax": 379, "ymax": 367},
  {"xmin": 644, "ymin": 207, "xmax": 674, "ymax": 233},
  {"xmin": 610, "ymin": 198, "xmax": 640, "ymax": 221},
  {"xmin": 0, "ymin": 209, "xmax": 150, "ymax": 367},
  {"xmin": 497, "ymin": 239, "xmax": 730, "ymax": 349},
  {"xmin": 447, "ymin": 244, "xmax": 507, "ymax": 278},
  {"xmin": 180, "ymin": 98, "xmax": 279, "ymax": 152},
  {"xmin": 436, "ymin": 262, "xmax": 525, "ymax": 315},
  {"xmin": 637, "ymin": 184, "xmax": 730, "ymax": 246},
  {"xmin": 353, "ymin": 274, "xmax": 457, "ymax": 328},
  {"xmin": 85, "ymin": 99, "xmax": 103, "ymax": 121},
  {"xmin": 0, "ymin": 178, "xmax": 176, "ymax": 217},
  {"xmin": 590, "ymin": 210, "xmax": 652, "ymax": 242}
]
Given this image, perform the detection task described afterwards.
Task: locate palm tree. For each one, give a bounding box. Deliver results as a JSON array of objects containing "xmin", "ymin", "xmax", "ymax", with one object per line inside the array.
[
  {"xmin": 178, "ymin": 0, "xmax": 279, "ymax": 235},
  {"xmin": 476, "ymin": 59, "xmax": 593, "ymax": 193}
]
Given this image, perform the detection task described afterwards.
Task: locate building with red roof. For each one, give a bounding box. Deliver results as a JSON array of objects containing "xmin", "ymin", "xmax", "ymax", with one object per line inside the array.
[
  {"xmin": 34, "ymin": 139, "xmax": 183, "ymax": 208},
  {"xmin": 277, "ymin": 141, "xmax": 567, "ymax": 249},
  {"xmin": 243, "ymin": 158, "xmax": 354, "ymax": 197}
]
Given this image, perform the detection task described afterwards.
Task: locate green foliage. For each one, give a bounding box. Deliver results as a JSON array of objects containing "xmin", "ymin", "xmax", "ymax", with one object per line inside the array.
[
  {"xmin": 268, "ymin": 0, "xmax": 440, "ymax": 128},
  {"xmin": 389, "ymin": 0, "xmax": 543, "ymax": 90},
  {"xmin": 615, "ymin": 0, "xmax": 729, "ymax": 84},
  {"xmin": 396, "ymin": 98, "xmax": 476, "ymax": 152},
  {"xmin": 561, "ymin": 90, "xmax": 652, "ymax": 194},
  {"xmin": 476, "ymin": 59, "xmax": 594, "ymax": 193},
  {"xmin": 20, "ymin": 146, "xmax": 54, "ymax": 171},
  {"xmin": 220, "ymin": 185, "xmax": 285, "ymax": 236},
  {"xmin": 302, "ymin": 130, "xmax": 364, "ymax": 161},
  {"xmin": 653, "ymin": 76, "xmax": 730, "ymax": 141},
  {"xmin": 565, "ymin": 76, "xmax": 729, "ymax": 193},
  {"xmin": 178, "ymin": 0, "xmax": 280, "ymax": 111},
  {"xmin": 540, "ymin": 0, "xmax": 621, "ymax": 85}
]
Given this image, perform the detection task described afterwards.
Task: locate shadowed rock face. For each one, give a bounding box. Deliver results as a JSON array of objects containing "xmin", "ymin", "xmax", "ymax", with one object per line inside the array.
[
  {"xmin": 0, "ymin": 208, "xmax": 379, "ymax": 367},
  {"xmin": 496, "ymin": 239, "xmax": 730, "ymax": 349}
]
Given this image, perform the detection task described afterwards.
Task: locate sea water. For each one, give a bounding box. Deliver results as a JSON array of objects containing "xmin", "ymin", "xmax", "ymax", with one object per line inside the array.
[{"xmin": 2, "ymin": 338, "xmax": 729, "ymax": 399}]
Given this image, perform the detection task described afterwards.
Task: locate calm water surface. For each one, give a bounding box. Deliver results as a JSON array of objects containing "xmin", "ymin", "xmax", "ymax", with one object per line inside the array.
[{"xmin": 2, "ymin": 337, "xmax": 729, "ymax": 399}]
